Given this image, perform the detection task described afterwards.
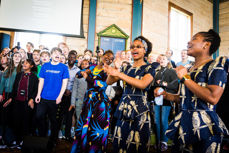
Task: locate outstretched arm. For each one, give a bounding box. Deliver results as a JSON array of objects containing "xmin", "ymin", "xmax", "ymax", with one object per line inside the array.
[{"xmin": 106, "ymin": 66, "xmax": 154, "ymax": 89}]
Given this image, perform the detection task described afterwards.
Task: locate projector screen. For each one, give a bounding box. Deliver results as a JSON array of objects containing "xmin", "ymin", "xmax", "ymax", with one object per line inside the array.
[{"xmin": 0, "ymin": 0, "xmax": 83, "ymax": 37}]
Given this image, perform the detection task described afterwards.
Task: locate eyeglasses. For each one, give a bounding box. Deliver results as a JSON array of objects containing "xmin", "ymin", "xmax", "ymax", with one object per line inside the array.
[{"xmin": 130, "ymin": 45, "xmax": 145, "ymax": 49}]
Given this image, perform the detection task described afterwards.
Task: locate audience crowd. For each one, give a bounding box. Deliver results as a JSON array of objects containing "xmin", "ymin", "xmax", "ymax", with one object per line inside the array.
[{"xmin": 0, "ymin": 29, "xmax": 228, "ymax": 153}]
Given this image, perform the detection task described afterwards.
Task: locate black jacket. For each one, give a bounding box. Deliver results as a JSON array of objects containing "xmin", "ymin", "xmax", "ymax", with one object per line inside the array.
[{"xmin": 11, "ymin": 72, "xmax": 39, "ymax": 101}]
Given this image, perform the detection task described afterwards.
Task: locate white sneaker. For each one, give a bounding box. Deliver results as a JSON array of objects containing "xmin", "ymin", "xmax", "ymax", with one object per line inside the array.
[
  {"xmin": 71, "ymin": 127, "xmax": 75, "ymax": 137},
  {"xmin": 58, "ymin": 130, "xmax": 63, "ymax": 139}
]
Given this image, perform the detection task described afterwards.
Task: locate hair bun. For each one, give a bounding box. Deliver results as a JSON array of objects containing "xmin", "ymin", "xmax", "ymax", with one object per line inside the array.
[
  {"xmin": 208, "ymin": 29, "xmax": 218, "ymax": 37},
  {"xmin": 208, "ymin": 29, "xmax": 221, "ymax": 54}
]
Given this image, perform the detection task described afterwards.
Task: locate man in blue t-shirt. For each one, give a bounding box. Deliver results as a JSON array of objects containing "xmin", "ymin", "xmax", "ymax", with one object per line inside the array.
[{"xmin": 35, "ymin": 47, "xmax": 69, "ymax": 147}]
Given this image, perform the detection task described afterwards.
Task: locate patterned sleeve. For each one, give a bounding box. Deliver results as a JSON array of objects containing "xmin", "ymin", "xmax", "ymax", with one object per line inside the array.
[
  {"xmin": 145, "ymin": 64, "xmax": 155, "ymax": 78},
  {"xmin": 208, "ymin": 56, "xmax": 228, "ymax": 88},
  {"xmin": 120, "ymin": 65, "xmax": 131, "ymax": 74}
]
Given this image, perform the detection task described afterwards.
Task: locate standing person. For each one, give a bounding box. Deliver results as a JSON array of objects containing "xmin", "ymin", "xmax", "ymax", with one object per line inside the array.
[
  {"xmin": 153, "ymin": 54, "xmax": 178, "ymax": 151},
  {"xmin": 166, "ymin": 50, "xmax": 176, "ymax": 68},
  {"xmin": 154, "ymin": 29, "xmax": 228, "ymax": 153},
  {"xmin": 147, "ymin": 53, "xmax": 157, "ymax": 64},
  {"xmin": 71, "ymin": 59, "xmax": 90, "ymax": 124},
  {"xmin": 32, "ymin": 49, "xmax": 41, "ymax": 66},
  {"xmin": 1, "ymin": 48, "xmax": 10, "ymax": 57},
  {"xmin": 26, "ymin": 42, "xmax": 34, "ymax": 60},
  {"xmin": 35, "ymin": 47, "xmax": 69, "ymax": 148},
  {"xmin": 98, "ymin": 48, "xmax": 104, "ymax": 57},
  {"xmin": 60, "ymin": 53, "xmax": 67, "ymax": 64},
  {"xmin": 84, "ymin": 49, "xmax": 93, "ymax": 59},
  {"xmin": 0, "ymin": 52, "xmax": 22, "ymax": 147},
  {"xmin": 58, "ymin": 51, "xmax": 80, "ymax": 141},
  {"xmin": 176, "ymin": 49, "xmax": 191, "ymax": 67},
  {"xmin": 62, "ymin": 46, "xmax": 70, "ymax": 59},
  {"xmin": 120, "ymin": 50, "xmax": 126, "ymax": 62},
  {"xmin": 91, "ymin": 56, "xmax": 98, "ymax": 66},
  {"xmin": 40, "ymin": 51, "xmax": 50, "ymax": 64},
  {"xmin": 126, "ymin": 50, "xmax": 133, "ymax": 64},
  {"xmin": 58, "ymin": 42, "xmax": 68, "ymax": 51},
  {"xmin": 77, "ymin": 55, "xmax": 84, "ymax": 68},
  {"xmin": 19, "ymin": 48, "xmax": 27, "ymax": 62},
  {"xmin": 7, "ymin": 59, "xmax": 38, "ymax": 147},
  {"xmin": 36, "ymin": 51, "xmax": 51, "ymax": 78},
  {"xmin": 106, "ymin": 36, "xmax": 155, "ymax": 153},
  {"xmin": 0, "ymin": 55, "xmax": 8, "ymax": 72},
  {"xmin": 71, "ymin": 50, "xmax": 114, "ymax": 153}
]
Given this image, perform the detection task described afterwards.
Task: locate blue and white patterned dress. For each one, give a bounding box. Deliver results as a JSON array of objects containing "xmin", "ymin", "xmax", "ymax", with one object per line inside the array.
[
  {"xmin": 166, "ymin": 56, "xmax": 229, "ymax": 153},
  {"xmin": 113, "ymin": 64, "xmax": 155, "ymax": 153}
]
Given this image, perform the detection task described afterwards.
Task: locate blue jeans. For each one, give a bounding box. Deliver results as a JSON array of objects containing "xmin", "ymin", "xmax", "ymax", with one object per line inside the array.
[{"xmin": 154, "ymin": 105, "xmax": 171, "ymax": 143}]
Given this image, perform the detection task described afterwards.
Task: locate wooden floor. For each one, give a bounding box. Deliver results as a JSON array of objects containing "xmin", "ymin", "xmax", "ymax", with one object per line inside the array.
[{"xmin": 0, "ymin": 139, "xmax": 171, "ymax": 153}]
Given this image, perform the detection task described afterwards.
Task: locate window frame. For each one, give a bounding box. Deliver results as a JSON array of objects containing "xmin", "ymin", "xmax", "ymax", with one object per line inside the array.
[{"xmin": 168, "ymin": 2, "xmax": 193, "ymax": 52}]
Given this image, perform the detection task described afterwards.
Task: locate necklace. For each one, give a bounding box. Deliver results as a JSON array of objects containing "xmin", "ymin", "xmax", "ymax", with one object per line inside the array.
[
  {"xmin": 189, "ymin": 58, "xmax": 212, "ymax": 72},
  {"xmin": 92, "ymin": 65, "xmax": 103, "ymax": 75}
]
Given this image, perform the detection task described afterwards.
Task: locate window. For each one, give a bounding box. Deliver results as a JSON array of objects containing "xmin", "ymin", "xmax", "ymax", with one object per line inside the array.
[
  {"xmin": 14, "ymin": 32, "xmax": 64, "ymax": 50},
  {"xmin": 169, "ymin": 2, "xmax": 193, "ymax": 62}
]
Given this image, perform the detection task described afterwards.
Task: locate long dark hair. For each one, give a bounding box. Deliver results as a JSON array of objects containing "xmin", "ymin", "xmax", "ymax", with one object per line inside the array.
[
  {"xmin": 24, "ymin": 59, "xmax": 37, "ymax": 73},
  {"xmin": 4, "ymin": 52, "xmax": 22, "ymax": 78}
]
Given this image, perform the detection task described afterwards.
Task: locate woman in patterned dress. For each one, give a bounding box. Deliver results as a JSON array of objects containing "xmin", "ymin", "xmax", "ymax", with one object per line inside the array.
[
  {"xmin": 105, "ymin": 36, "xmax": 155, "ymax": 153},
  {"xmin": 154, "ymin": 29, "xmax": 229, "ymax": 153},
  {"xmin": 71, "ymin": 50, "xmax": 114, "ymax": 153}
]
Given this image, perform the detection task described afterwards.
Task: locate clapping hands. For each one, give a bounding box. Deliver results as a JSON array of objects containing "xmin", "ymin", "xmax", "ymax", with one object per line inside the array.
[{"xmin": 104, "ymin": 64, "xmax": 120, "ymax": 77}]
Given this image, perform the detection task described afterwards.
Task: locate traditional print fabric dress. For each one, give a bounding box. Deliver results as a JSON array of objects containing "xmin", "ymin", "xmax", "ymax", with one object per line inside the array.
[
  {"xmin": 113, "ymin": 64, "xmax": 155, "ymax": 153},
  {"xmin": 166, "ymin": 56, "xmax": 229, "ymax": 153},
  {"xmin": 71, "ymin": 66, "xmax": 110, "ymax": 153}
]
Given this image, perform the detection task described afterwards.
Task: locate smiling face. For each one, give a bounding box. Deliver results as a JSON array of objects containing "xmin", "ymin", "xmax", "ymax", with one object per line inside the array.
[
  {"xmin": 23, "ymin": 60, "xmax": 33, "ymax": 72},
  {"xmin": 81, "ymin": 60, "xmax": 90, "ymax": 69},
  {"xmin": 130, "ymin": 40, "xmax": 145, "ymax": 61},
  {"xmin": 13, "ymin": 53, "xmax": 22, "ymax": 64},
  {"xmin": 98, "ymin": 49, "xmax": 104, "ymax": 57},
  {"xmin": 68, "ymin": 54, "xmax": 76, "ymax": 65},
  {"xmin": 187, "ymin": 33, "xmax": 209, "ymax": 57},
  {"xmin": 102, "ymin": 52, "xmax": 114, "ymax": 65}
]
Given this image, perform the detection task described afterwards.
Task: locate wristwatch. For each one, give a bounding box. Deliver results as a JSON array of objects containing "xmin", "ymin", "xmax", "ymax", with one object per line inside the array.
[{"xmin": 180, "ymin": 74, "xmax": 191, "ymax": 83}]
